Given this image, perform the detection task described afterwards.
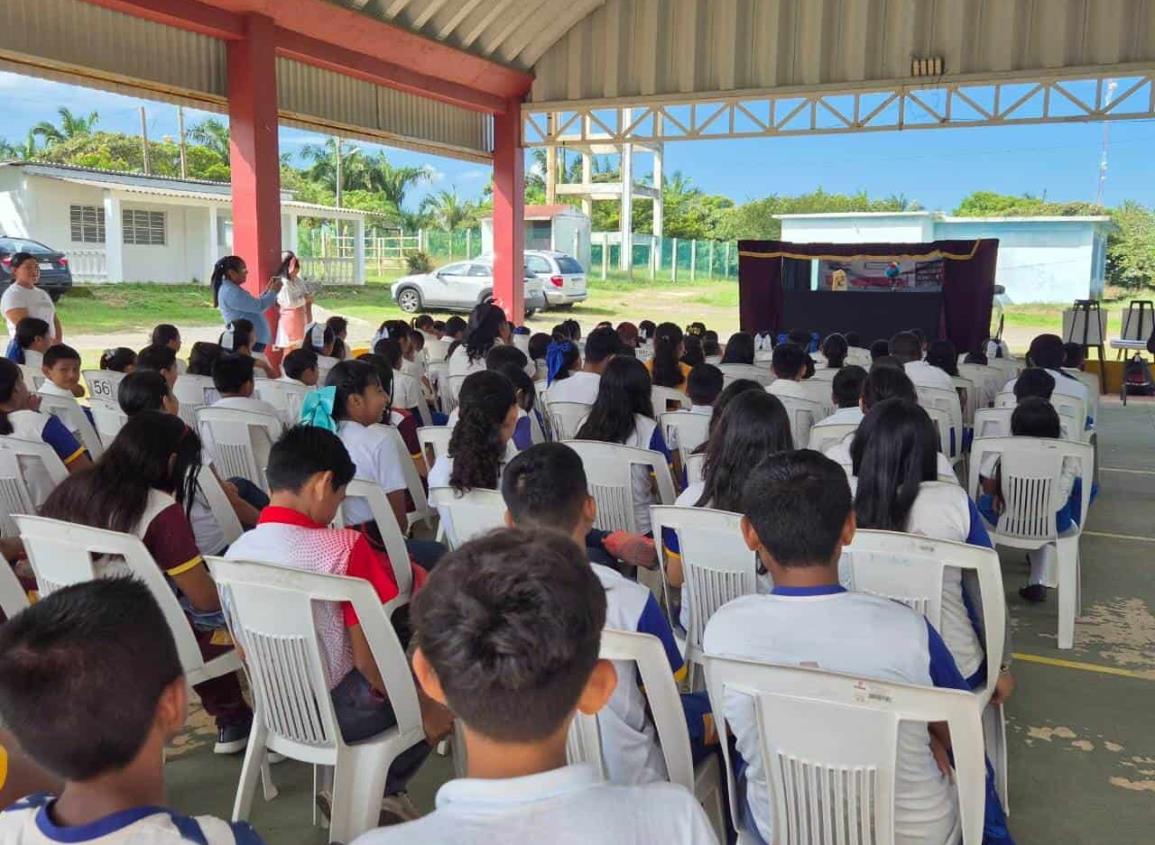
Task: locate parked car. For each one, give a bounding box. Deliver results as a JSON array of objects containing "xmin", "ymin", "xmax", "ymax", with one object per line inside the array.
[
  {"xmin": 0, "ymin": 236, "xmax": 73, "ymax": 301},
  {"xmin": 524, "ymin": 250, "xmax": 587, "ymax": 308},
  {"xmin": 391, "ymin": 258, "xmax": 544, "ymax": 316}
]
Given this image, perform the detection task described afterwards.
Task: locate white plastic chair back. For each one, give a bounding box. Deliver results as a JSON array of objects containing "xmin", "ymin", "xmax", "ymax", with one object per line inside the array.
[
  {"xmin": 332, "ymin": 478, "xmax": 414, "ymax": 600},
  {"xmin": 417, "ymin": 425, "xmax": 452, "ymax": 468},
  {"xmin": 652, "ymin": 505, "xmax": 759, "ymax": 665},
  {"xmin": 652, "ymin": 385, "xmax": 690, "ymax": 413},
  {"xmin": 952, "ymin": 376, "xmax": 978, "ymax": 425},
  {"xmin": 424, "ymin": 338, "xmax": 450, "ymax": 363},
  {"xmin": 432, "ymin": 364, "xmax": 455, "ymax": 414},
  {"xmin": 986, "ymin": 357, "xmax": 1020, "ymax": 381},
  {"xmin": 196, "ymin": 407, "xmax": 283, "ymax": 493},
  {"xmin": 0, "ymin": 436, "xmax": 67, "ymax": 533},
  {"xmin": 255, "ymin": 380, "xmax": 312, "ymax": 425},
  {"xmin": 563, "ymin": 440, "xmax": 676, "ymax": 533},
  {"xmin": 82, "ymin": 369, "xmax": 125, "ymax": 406},
  {"xmin": 89, "ymin": 399, "xmax": 127, "ymax": 447},
  {"xmin": 995, "ymin": 391, "xmax": 1085, "ymax": 439},
  {"xmin": 206, "ymin": 558, "xmax": 422, "ymax": 845},
  {"xmin": 685, "ymin": 452, "xmax": 706, "ymax": 485},
  {"xmin": 797, "ymin": 378, "xmax": 834, "ymax": 416},
  {"xmin": 774, "ymin": 395, "xmax": 821, "ymax": 449},
  {"xmin": 958, "ymin": 363, "xmax": 1003, "ymax": 407},
  {"xmin": 447, "ymin": 373, "xmax": 468, "ymax": 403},
  {"xmin": 808, "ymin": 366, "xmax": 839, "ymax": 382},
  {"xmin": 660, "ymin": 411, "xmax": 711, "ymax": 466},
  {"xmin": 973, "ymin": 407, "xmax": 1014, "ymax": 439},
  {"xmin": 806, "ymin": 422, "xmax": 858, "ymax": 453},
  {"xmin": 174, "ymin": 374, "xmax": 215, "ymax": 407},
  {"xmin": 0, "ymin": 552, "xmax": 28, "ymax": 617},
  {"xmin": 197, "ymin": 467, "xmax": 244, "ymax": 549},
  {"xmin": 428, "ymin": 487, "xmax": 505, "ymax": 549},
  {"xmin": 18, "ymin": 365, "xmax": 44, "ymax": 391},
  {"xmin": 512, "ymin": 333, "xmax": 530, "ymax": 354},
  {"xmin": 546, "ymin": 401, "xmax": 592, "ymax": 441},
  {"xmin": 717, "ymin": 363, "xmax": 771, "ymax": 386},
  {"xmin": 1064, "ymin": 369, "xmax": 1100, "ymax": 421},
  {"xmin": 16, "ymin": 514, "xmax": 240, "ymax": 687},
  {"xmin": 375, "ymin": 425, "xmax": 434, "ymax": 531},
  {"xmin": 37, "ymin": 393, "xmax": 103, "ymax": 460},
  {"xmin": 916, "ymin": 386, "xmax": 963, "ymax": 459},
  {"xmin": 704, "ymin": 658, "xmax": 984, "ymax": 845}
]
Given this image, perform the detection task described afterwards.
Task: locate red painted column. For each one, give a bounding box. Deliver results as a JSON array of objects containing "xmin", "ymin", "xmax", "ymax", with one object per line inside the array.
[
  {"xmin": 491, "ymin": 98, "xmax": 525, "ymax": 324},
  {"xmin": 227, "ymin": 13, "xmax": 282, "ymax": 323}
]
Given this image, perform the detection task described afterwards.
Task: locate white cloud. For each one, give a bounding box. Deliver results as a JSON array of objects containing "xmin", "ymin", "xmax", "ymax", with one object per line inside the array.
[
  {"xmin": 423, "ymin": 165, "xmax": 446, "ymax": 183},
  {"xmin": 460, "ymin": 168, "xmax": 490, "ymax": 182}
]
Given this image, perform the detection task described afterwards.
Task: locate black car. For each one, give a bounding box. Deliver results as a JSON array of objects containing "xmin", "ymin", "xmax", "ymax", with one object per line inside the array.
[{"xmin": 0, "ymin": 237, "xmax": 73, "ymax": 302}]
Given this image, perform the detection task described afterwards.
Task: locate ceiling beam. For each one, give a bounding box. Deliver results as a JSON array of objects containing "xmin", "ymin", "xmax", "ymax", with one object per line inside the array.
[{"xmin": 80, "ymin": 0, "xmax": 244, "ymax": 39}]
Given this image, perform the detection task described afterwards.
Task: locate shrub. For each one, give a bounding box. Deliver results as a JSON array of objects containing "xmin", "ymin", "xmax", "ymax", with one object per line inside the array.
[{"xmin": 405, "ymin": 250, "xmax": 433, "ymax": 274}]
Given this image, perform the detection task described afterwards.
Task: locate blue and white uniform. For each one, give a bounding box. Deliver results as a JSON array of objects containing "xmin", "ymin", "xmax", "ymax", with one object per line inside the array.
[{"xmin": 7, "ymin": 408, "xmax": 85, "ymax": 506}]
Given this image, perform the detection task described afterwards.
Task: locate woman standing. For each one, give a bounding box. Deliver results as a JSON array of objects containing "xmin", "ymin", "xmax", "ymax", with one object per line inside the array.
[
  {"xmin": 211, "ymin": 255, "xmax": 281, "ymax": 354},
  {"xmin": 2, "ymin": 253, "xmax": 61, "ymax": 342},
  {"xmin": 274, "ymin": 251, "xmax": 312, "ymax": 350}
]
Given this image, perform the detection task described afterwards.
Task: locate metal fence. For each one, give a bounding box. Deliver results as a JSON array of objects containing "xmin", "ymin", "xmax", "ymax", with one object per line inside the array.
[{"xmin": 591, "ymin": 233, "xmax": 739, "ymax": 281}]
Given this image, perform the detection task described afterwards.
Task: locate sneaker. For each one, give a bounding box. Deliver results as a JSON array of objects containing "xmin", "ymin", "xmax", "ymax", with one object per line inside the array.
[
  {"xmin": 378, "ymin": 792, "xmax": 422, "ymax": 826},
  {"xmin": 1019, "ymin": 584, "xmax": 1047, "ymax": 604},
  {"xmin": 214, "ymin": 718, "xmax": 251, "ymax": 755}
]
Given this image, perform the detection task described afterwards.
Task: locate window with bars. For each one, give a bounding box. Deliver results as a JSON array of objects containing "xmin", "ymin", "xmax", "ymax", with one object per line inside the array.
[
  {"xmin": 69, "ymin": 205, "xmax": 105, "ymax": 243},
  {"xmin": 122, "ymin": 210, "xmax": 166, "ymax": 246}
]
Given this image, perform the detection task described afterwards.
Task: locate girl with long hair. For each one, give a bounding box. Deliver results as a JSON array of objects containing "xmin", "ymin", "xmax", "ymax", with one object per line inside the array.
[
  {"xmin": 5, "ymin": 317, "xmax": 50, "ymax": 368},
  {"xmin": 576, "ymin": 356, "xmax": 671, "ymax": 535},
  {"xmin": 187, "ymin": 341, "xmax": 223, "ymax": 377},
  {"xmin": 851, "ymin": 398, "xmax": 1010, "ymax": 697},
  {"xmin": 326, "ymin": 315, "xmax": 350, "ymax": 360},
  {"xmin": 448, "ymin": 302, "xmax": 510, "ymax": 380},
  {"xmin": 720, "ymin": 332, "xmax": 755, "ymax": 365},
  {"xmin": 274, "ymin": 250, "xmax": 312, "ymax": 350},
  {"xmin": 356, "ymin": 352, "xmax": 425, "ymax": 478},
  {"xmin": 211, "ymin": 255, "xmax": 282, "ymax": 355},
  {"xmin": 647, "ymin": 322, "xmax": 691, "ymax": 390},
  {"xmin": 428, "ymin": 369, "xmax": 517, "ymax": 497},
  {"xmin": 821, "ymin": 333, "xmax": 849, "ymax": 369},
  {"xmin": 40, "ymin": 411, "xmax": 253, "ymax": 748}
]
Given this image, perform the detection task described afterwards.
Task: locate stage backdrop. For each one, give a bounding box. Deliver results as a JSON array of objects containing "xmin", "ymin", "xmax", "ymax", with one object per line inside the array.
[{"xmin": 738, "ymin": 239, "xmax": 999, "ymax": 353}]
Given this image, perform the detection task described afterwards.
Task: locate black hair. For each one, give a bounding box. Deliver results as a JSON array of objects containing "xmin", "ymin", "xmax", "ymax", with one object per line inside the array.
[
  {"xmin": 325, "ymin": 359, "xmax": 382, "ymax": 422},
  {"xmin": 870, "ymin": 355, "xmax": 904, "ymax": 373},
  {"xmin": 926, "ymin": 339, "xmax": 958, "ymax": 377},
  {"xmin": 211, "ymin": 255, "xmax": 245, "ymax": 308},
  {"xmin": 821, "ymin": 333, "xmax": 849, "ymax": 368},
  {"xmin": 1027, "ymin": 334, "xmax": 1065, "ymax": 370},
  {"xmin": 888, "ymin": 331, "xmax": 921, "ymax": 364},
  {"xmin": 1011, "ymin": 396, "xmax": 1061, "ymax": 438},
  {"xmin": 449, "ymin": 370, "xmax": 517, "ymax": 494},
  {"xmin": 411, "ymin": 528, "xmax": 606, "ymax": 742},
  {"xmin": 464, "ymin": 302, "xmax": 508, "ymax": 363},
  {"xmin": 302, "ymin": 323, "xmax": 335, "ymax": 357},
  {"xmin": 413, "ymin": 314, "xmax": 435, "ymax": 331},
  {"xmin": 41, "ymin": 411, "xmax": 202, "ymax": 528},
  {"xmin": 861, "ymin": 366, "xmax": 917, "ymax": 412},
  {"xmin": 528, "ymin": 332, "xmax": 551, "ymax": 361},
  {"xmin": 220, "ymin": 319, "xmax": 254, "ymax": 353},
  {"xmin": 373, "ymin": 336, "xmax": 405, "ymax": 371},
  {"xmin": 576, "ymin": 356, "xmax": 653, "ymax": 444},
  {"xmin": 283, "ymin": 348, "xmax": 319, "ymax": 382},
  {"xmin": 485, "ymin": 344, "xmax": 528, "ymax": 372},
  {"xmin": 0, "ymin": 359, "xmax": 23, "ymax": 435},
  {"xmin": 151, "ymin": 324, "xmax": 180, "ymax": 347},
  {"xmin": 549, "ymin": 341, "xmax": 581, "ymax": 383},
  {"xmin": 118, "ymin": 371, "xmax": 171, "ymax": 417},
  {"xmin": 14, "ymin": 318, "xmax": 49, "ymax": 351},
  {"xmin": 267, "ymin": 425, "xmax": 357, "ymax": 492},
  {"xmin": 702, "ymin": 330, "xmax": 720, "ymax": 357},
  {"xmin": 326, "ymin": 316, "xmax": 349, "ymax": 360},
  {"xmin": 187, "ymin": 342, "xmax": 223, "ymax": 377},
  {"xmin": 355, "ymin": 353, "xmax": 395, "ymax": 418},
  {"xmin": 43, "ymin": 344, "xmax": 80, "ymax": 369},
  {"xmin": 742, "ymin": 450, "xmax": 852, "ymax": 568},
  {"xmin": 651, "ymin": 322, "xmax": 686, "ymax": 388},
  {"xmin": 869, "ymin": 339, "xmax": 890, "ymax": 360},
  {"xmin": 720, "ymin": 332, "xmax": 755, "ymax": 365},
  {"xmin": 771, "ymin": 342, "xmax": 806, "ymax": 380},
  {"xmin": 1062, "ymin": 341, "xmax": 1086, "ymax": 369},
  {"xmin": 212, "ymin": 353, "xmax": 255, "ymax": 395},
  {"xmin": 9, "ymin": 252, "xmax": 37, "ymax": 273},
  {"xmin": 706, "ymin": 378, "xmax": 764, "ymax": 441},
  {"xmin": 135, "ymin": 344, "xmax": 176, "ymax": 375},
  {"xmin": 681, "ymin": 335, "xmax": 705, "ymax": 368},
  {"xmin": 444, "ymin": 315, "xmax": 467, "ymax": 338},
  {"xmin": 850, "ymin": 399, "xmax": 938, "ymax": 532},
  {"xmin": 502, "ymin": 443, "xmax": 588, "ymax": 533},
  {"xmin": 583, "ymin": 326, "xmax": 620, "ymax": 364},
  {"xmin": 964, "ymin": 351, "xmax": 988, "ymax": 366},
  {"xmin": 700, "ymin": 391, "xmax": 794, "ymax": 511},
  {"xmin": 1013, "ymin": 367, "xmax": 1055, "ymax": 402},
  {"xmin": 0, "ymin": 577, "xmax": 183, "ymax": 780},
  {"xmin": 845, "ymin": 331, "xmax": 863, "ymax": 348},
  {"xmin": 275, "ymin": 250, "xmax": 299, "ymax": 279},
  {"xmin": 99, "ymin": 347, "xmax": 136, "ymax": 373},
  {"xmin": 560, "ymin": 319, "xmax": 582, "ymax": 341},
  {"xmin": 638, "ymin": 320, "xmax": 657, "ymax": 341},
  {"xmin": 910, "ymin": 328, "xmax": 927, "ymax": 346},
  {"xmin": 495, "ymin": 362, "xmax": 537, "ymax": 414},
  {"xmin": 832, "ymin": 365, "xmax": 868, "ymax": 408},
  {"xmin": 380, "ymin": 319, "xmax": 412, "ymax": 343},
  {"xmin": 687, "ymin": 364, "xmax": 723, "ymax": 406},
  {"xmin": 787, "ymin": 329, "xmax": 812, "ymax": 350}
]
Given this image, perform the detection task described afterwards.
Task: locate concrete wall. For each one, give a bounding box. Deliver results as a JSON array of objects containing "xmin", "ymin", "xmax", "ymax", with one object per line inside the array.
[{"xmin": 780, "ymin": 214, "xmax": 935, "ymax": 244}]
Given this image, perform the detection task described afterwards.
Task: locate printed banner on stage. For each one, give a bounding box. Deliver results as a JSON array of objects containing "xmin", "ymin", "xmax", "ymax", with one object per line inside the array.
[{"xmin": 817, "ymin": 258, "xmax": 945, "ymax": 292}]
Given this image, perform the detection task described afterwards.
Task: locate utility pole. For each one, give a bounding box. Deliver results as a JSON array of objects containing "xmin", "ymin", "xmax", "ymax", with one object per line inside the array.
[
  {"xmin": 1095, "ymin": 79, "xmax": 1118, "ymax": 206},
  {"xmin": 334, "ymin": 136, "xmax": 343, "ymax": 208},
  {"xmin": 177, "ymin": 106, "xmax": 188, "ymax": 180},
  {"xmin": 139, "ymin": 107, "xmax": 151, "ymax": 175}
]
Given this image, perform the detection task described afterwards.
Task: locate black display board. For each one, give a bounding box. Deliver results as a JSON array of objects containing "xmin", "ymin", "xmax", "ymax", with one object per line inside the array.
[{"xmin": 781, "ymin": 289, "xmax": 943, "ymax": 345}]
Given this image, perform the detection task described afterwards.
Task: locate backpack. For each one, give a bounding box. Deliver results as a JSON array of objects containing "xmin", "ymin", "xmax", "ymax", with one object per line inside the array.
[{"xmin": 1123, "ymin": 354, "xmax": 1154, "ymax": 396}]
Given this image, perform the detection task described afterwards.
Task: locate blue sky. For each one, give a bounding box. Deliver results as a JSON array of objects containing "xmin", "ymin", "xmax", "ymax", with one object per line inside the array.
[{"xmin": 2, "ymin": 70, "xmax": 1153, "ymax": 212}]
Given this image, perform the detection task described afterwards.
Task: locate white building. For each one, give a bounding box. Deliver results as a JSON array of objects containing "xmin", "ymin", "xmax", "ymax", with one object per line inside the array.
[
  {"xmin": 777, "ymin": 211, "xmax": 1113, "ymax": 303},
  {"xmin": 480, "ymin": 204, "xmax": 591, "ymax": 271},
  {"xmin": 0, "ymin": 162, "xmax": 376, "ymax": 285}
]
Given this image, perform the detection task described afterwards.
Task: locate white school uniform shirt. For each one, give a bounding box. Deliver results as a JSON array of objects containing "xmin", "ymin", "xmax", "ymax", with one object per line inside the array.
[
  {"xmin": 212, "ymin": 394, "xmax": 282, "ymax": 421},
  {"xmin": 767, "ymin": 378, "xmax": 809, "ymax": 401},
  {"xmin": 448, "ymin": 344, "xmax": 489, "ymax": 380},
  {"xmin": 400, "ymin": 355, "xmax": 425, "ymax": 385},
  {"xmin": 0, "ymin": 799, "xmax": 256, "ymax": 845},
  {"xmin": 824, "ymin": 437, "xmax": 958, "ymax": 486},
  {"xmin": 904, "ymin": 360, "xmax": 955, "ymax": 392},
  {"xmin": 1003, "ymin": 368, "xmax": 1090, "ymax": 407},
  {"xmin": 349, "ymin": 764, "xmax": 718, "ymax": 845},
  {"xmin": 813, "ymin": 405, "xmax": 864, "ymax": 428},
  {"xmin": 338, "ymin": 420, "xmax": 408, "ymax": 526},
  {"xmin": 23, "ymin": 349, "xmax": 43, "ymax": 370},
  {"xmin": 546, "ymin": 370, "xmax": 601, "ymax": 406},
  {"xmin": 1, "ymin": 284, "xmax": 56, "ymax": 339},
  {"xmin": 688, "ymin": 404, "xmax": 714, "ymax": 417},
  {"xmin": 391, "ymin": 369, "xmax": 425, "ymax": 411},
  {"xmin": 703, "ymin": 589, "xmax": 958, "ymax": 845}
]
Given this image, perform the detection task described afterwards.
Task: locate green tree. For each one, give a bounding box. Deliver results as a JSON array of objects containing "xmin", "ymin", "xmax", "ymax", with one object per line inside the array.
[
  {"xmin": 365, "ymin": 151, "xmax": 430, "ymax": 215},
  {"xmin": 32, "ymin": 108, "xmax": 100, "ymax": 146},
  {"xmin": 187, "ymin": 118, "xmax": 230, "ymax": 162},
  {"xmin": 0, "ymin": 132, "xmax": 38, "ymax": 161},
  {"xmin": 421, "ymin": 188, "xmax": 476, "ymax": 231},
  {"xmin": 300, "ymin": 138, "xmax": 371, "ymax": 196},
  {"xmin": 1106, "ymin": 201, "xmax": 1155, "ymax": 290}
]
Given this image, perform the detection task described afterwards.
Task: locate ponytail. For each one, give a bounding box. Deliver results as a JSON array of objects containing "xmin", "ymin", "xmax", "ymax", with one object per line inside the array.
[{"xmin": 211, "ymin": 255, "xmax": 245, "ymax": 307}]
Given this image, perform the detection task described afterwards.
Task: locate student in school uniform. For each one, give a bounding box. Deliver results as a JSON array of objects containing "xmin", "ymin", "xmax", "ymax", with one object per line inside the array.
[
  {"xmin": 428, "ymin": 370, "xmax": 519, "ymax": 493},
  {"xmin": 411, "ymin": 314, "xmax": 439, "ymax": 346},
  {"xmin": 1010, "ymin": 368, "xmax": 1074, "ymax": 439},
  {"xmin": 812, "ymin": 365, "xmax": 867, "ymax": 429},
  {"xmin": 301, "ymin": 322, "xmax": 341, "ymax": 378},
  {"xmin": 99, "ymin": 347, "xmax": 137, "ymax": 374},
  {"xmin": 1003, "ymin": 333, "xmax": 1091, "ymax": 423},
  {"xmin": 546, "ymin": 326, "xmax": 619, "ymax": 406},
  {"xmin": 766, "ymin": 342, "xmax": 810, "ymax": 401},
  {"xmin": 38, "ymin": 345, "xmax": 97, "ymax": 445},
  {"xmin": 40, "ymin": 412, "xmax": 253, "ymax": 753},
  {"xmin": 210, "ymin": 354, "xmax": 282, "ymax": 421},
  {"xmin": 703, "ymin": 450, "xmax": 1014, "ymax": 845},
  {"xmin": 890, "ymin": 331, "xmax": 954, "ymax": 392},
  {"xmin": 576, "ymin": 356, "xmax": 671, "ymax": 537},
  {"xmin": 135, "ymin": 345, "xmax": 179, "ymax": 389},
  {"xmin": 186, "ymin": 341, "xmax": 223, "ymax": 378},
  {"xmin": 445, "ymin": 346, "xmax": 536, "ymax": 452},
  {"xmin": 448, "ymin": 302, "xmax": 510, "ymax": 381},
  {"xmin": 4, "ymin": 317, "xmax": 49, "ymax": 369},
  {"xmin": 0, "ymin": 578, "xmax": 265, "ymax": 844},
  {"xmin": 350, "ymin": 528, "xmax": 719, "ymax": 845},
  {"xmin": 683, "ymin": 363, "xmax": 723, "ymax": 417},
  {"xmin": 219, "ymin": 320, "xmax": 274, "ymax": 380},
  {"xmin": 819, "ymin": 332, "xmax": 848, "ymax": 370},
  {"xmin": 374, "ymin": 336, "xmax": 426, "ymax": 418},
  {"xmin": 355, "ymin": 354, "xmax": 426, "ymax": 478},
  {"xmin": 151, "ymin": 324, "xmax": 187, "ymax": 375},
  {"xmin": 281, "ymin": 348, "xmax": 319, "ymax": 387},
  {"xmin": 719, "ymin": 331, "xmax": 755, "ymax": 366},
  {"xmin": 645, "ymin": 322, "xmax": 692, "ymax": 391}
]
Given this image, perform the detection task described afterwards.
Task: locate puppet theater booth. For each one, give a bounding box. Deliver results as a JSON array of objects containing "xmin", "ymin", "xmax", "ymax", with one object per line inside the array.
[{"xmin": 738, "ymin": 240, "xmax": 1000, "ymax": 352}]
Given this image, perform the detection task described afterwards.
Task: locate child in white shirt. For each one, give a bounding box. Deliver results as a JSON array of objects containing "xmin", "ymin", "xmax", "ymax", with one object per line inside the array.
[
  {"xmin": 5, "ymin": 316, "xmax": 50, "ymax": 369},
  {"xmin": 813, "ymin": 365, "xmax": 867, "ymax": 429},
  {"xmin": 210, "ymin": 353, "xmax": 282, "ymax": 420},
  {"xmin": 302, "ymin": 322, "xmax": 341, "ymax": 378}
]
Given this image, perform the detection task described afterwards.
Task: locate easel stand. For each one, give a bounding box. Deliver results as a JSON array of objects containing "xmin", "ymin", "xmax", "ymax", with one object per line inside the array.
[{"xmin": 1064, "ymin": 300, "xmax": 1107, "ymax": 394}]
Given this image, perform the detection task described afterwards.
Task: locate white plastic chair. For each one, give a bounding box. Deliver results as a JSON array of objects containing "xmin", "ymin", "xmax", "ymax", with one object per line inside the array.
[
  {"xmin": 968, "ymin": 436, "xmax": 1094, "ymax": 650},
  {"xmin": 916, "ymin": 386, "xmax": 964, "ymax": 461},
  {"xmin": 82, "ymin": 369, "xmax": 126, "ymax": 406},
  {"xmin": 806, "ymin": 421, "xmax": 858, "ymax": 453},
  {"xmin": 447, "ymin": 373, "xmax": 468, "ymax": 404},
  {"xmin": 37, "ymin": 393, "xmax": 104, "ymax": 460},
  {"xmin": 196, "ymin": 407, "xmax": 284, "ymax": 494},
  {"xmin": 417, "ymin": 425, "xmax": 452, "ymax": 470},
  {"xmin": 958, "ymin": 363, "xmax": 1003, "ymax": 408},
  {"xmin": 378, "ymin": 425, "xmax": 435, "ymax": 532},
  {"xmin": 704, "ymin": 657, "xmax": 985, "ymax": 845},
  {"xmin": 0, "ymin": 435, "xmax": 68, "ymax": 533},
  {"xmin": 660, "ymin": 411, "xmax": 711, "ymax": 466},
  {"xmin": 717, "ymin": 363, "xmax": 771, "ymax": 387},
  {"xmin": 685, "ymin": 453, "xmax": 706, "ymax": 486},
  {"xmin": 1063, "ymin": 368, "xmax": 1100, "ymax": 422},
  {"xmin": 773, "ymin": 394, "xmax": 822, "ymax": 449},
  {"xmin": 89, "ymin": 399, "xmax": 127, "ymax": 447},
  {"xmin": 206, "ymin": 558, "xmax": 423, "ymax": 845},
  {"xmin": 0, "ymin": 552, "xmax": 29, "ymax": 617},
  {"xmin": 428, "ymin": 487, "xmax": 505, "ymax": 550},
  {"xmin": 566, "ymin": 629, "xmax": 725, "ymax": 841},
  {"xmin": 18, "ymin": 364, "xmax": 44, "ymax": 392},
  {"xmin": 797, "ymin": 378, "xmax": 835, "ymax": 417},
  {"xmin": 996, "ymin": 391, "xmax": 1087, "ymax": 442},
  {"xmin": 174, "ymin": 374, "xmax": 216, "ymax": 407},
  {"xmin": 16, "ymin": 514, "xmax": 242, "ymax": 687},
  {"xmin": 563, "ymin": 441, "xmax": 677, "ymax": 534},
  {"xmin": 333, "ymin": 478, "xmax": 413, "ymax": 601},
  {"xmin": 197, "ymin": 466, "xmax": 245, "ymax": 550},
  {"xmin": 808, "ymin": 367, "xmax": 839, "ymax": 382},
  {"xmin": 424, "ymin": 338, "xmax": 450, "ymax": 363},
  {"xmin": 255, "ymin": 380, "xmax": 312, "ymax": 426},
  {"xmin": 952, "ymin": 376, "xmax": 978, "ymax": 425},
  {"xmin": 546, "ymin": 401, "xmax": 592, "ymax": 442},
  {"xmin": 652, "ymin": 385, "xmax": 690, "ymax": 413}
]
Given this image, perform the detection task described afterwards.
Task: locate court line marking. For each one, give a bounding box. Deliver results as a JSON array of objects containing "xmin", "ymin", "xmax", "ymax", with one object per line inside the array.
[
  {"xmin": 1083, "ymin": 530, "xmax": 1155, "ymax": 543},
  {"xmin": 1012, "ymin": 652, "xmax": 1154, "ymax": 681},
  {"xmin": 1100, "ymin": 466, "xmax": 1155, "ymax": 475}
]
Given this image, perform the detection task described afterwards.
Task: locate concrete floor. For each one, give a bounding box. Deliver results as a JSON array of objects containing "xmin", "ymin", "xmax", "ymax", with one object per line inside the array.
[{"xmin": 167, "ymin": 397, "xmax": 1155, "ymax": 844}]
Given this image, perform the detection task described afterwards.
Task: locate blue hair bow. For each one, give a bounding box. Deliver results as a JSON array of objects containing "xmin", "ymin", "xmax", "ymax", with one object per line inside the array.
[
  {"xmin": 299, "ymin": 386, "xmax": 337, "ymax": 432},
  {"xmin": 546, "ymin": 341, "xmax": 573, "ymax": 386}
]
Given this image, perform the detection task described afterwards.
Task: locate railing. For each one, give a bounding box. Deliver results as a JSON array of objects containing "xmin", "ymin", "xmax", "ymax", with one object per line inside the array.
[
  {"xmin": 66, "ymin": 249, "xmax": 108, "ymax": 283},
  {"xmin": 300, "ymin": 256, "xmax": 357, "ymax": 285},
  {"xmin": 591, "ymin": 233, "xmax": 738, "ymax": 281}
]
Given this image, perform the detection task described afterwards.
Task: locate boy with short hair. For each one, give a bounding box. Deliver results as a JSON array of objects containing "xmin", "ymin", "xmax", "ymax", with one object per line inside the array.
[
  {"xmin": 685, "ymin": 363, "xmax": 723, "ymax": 415},
  {"xmin": 211, "ymin": 353, "xmax": 280, "ymax": 420},
  {"xmin": 39, "ymin": 344, "xmax": 85, "ymax": 399},
  {"xmin": 0, "ymin": 577, "xmax": 264, "ymax": 844},
  {"xmin": 890, "ymin": 331, "xmax": 953, "ymax": 391},
  {"xmin": 501, "ymin": 443, "xmax": 712, "ymax": 786},
  {"xmin": 767, "ymin": 342, "xmax": 808, "ymax": 402},
  {"xmin": 703, "ymin": 450, "xmax": 1011, "ymax": 845},
  {"xmin": 136, "ymin": 344, "xmax": 179, "ymax": 389},
  {"xmin": 813, "ymin": 364, "xmax": 867, "ymax": 428},
  {"xmin": 546, "ymin": 325, "xmax": 620, "ymax": 406},
  {"xmin": 282, "ymin": 348, "xmax": 319, "ymax": 387},
  {"xmin": 351, "ymin": 527, "xmax": 718, "ymax": 844}
]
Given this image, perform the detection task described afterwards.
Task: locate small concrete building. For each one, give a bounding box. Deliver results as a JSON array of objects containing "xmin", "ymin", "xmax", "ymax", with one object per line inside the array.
[
  {"xmin": 777, "ymin": 211, "xmax": 1113, "ymax": 303},
  {"xmin": 480, "ymin": 204, "xmax": 591, "ymax": 272}
]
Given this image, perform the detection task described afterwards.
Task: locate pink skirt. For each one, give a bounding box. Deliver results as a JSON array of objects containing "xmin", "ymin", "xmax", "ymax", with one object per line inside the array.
[{"xmin": 276, "ymin": 305, "xmax": 309, "ymax": 348}]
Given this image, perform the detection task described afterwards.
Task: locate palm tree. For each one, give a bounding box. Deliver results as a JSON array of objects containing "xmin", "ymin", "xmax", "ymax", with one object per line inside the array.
[
  {"xmin": 300, "ymin": 137, "xmax": 370, "ymax": 198},
  {"xmin": 421, "ymin": 188, "xmax": 476, "ymax": 232},
  {"xmin": 0, "ymin": 132, "xmax": 40, "ymax": 161},
  {"xmin": 32, "ymin": 107, "xmax": 99, "ymax": 146},
  {"xmin": 187, "ymin": 117, "xmax": 230, "ymax": 161},
  {"xmin": 366, "ymin": 152, "xmax": 430, "ymax": 212}
]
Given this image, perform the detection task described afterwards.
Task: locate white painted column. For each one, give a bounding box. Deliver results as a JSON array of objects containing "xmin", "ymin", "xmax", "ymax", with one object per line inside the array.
[
  {"xmin": 205, "ymin": 205, "xmax": 219, "ymax": 283},
  {"xmin": 619, "ymin": 143, "xmax": 633, "ymax": 272},
  {"xmin": 581, "ymin": 150, "xmax": 593, "ymax": 218},
  {"xmin": 103, "ymin": 191, "xmax": 123, "ymax": 283},
  {"xmin": 286, "ymin": 211, "xmax": 299, "ymax": 254},
  {"xmin": 651, "ymin": 145, "xmax": 664, "ymax": 237},
  {"xmin": 354, "ymin": 216, "xmax": 366, "ymax": 286}
]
